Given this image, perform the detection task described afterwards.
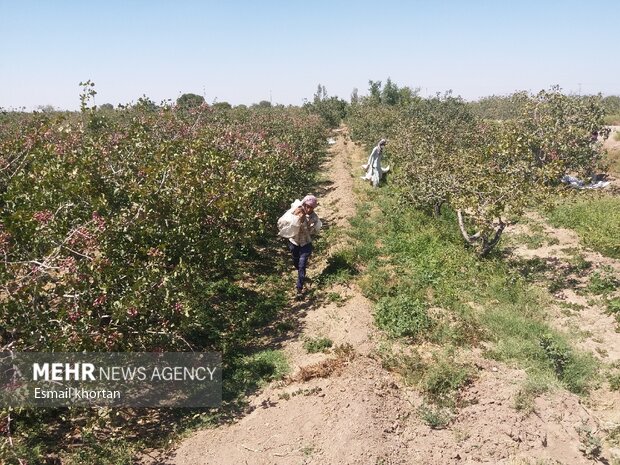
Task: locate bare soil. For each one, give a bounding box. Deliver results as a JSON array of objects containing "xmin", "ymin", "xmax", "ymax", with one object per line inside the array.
[
  {"xmin": 508, "ymin": 212, "xmax": 620, "ymax": 361},
  {"xmin": 603, "ymin": 126, "xmax": 620, "ymax": 187},
  {"xmin": 146, "ymin": 129, "xmax": 620, "ymax": 465},
  {"xmin": 603, "ymin": 126, "xmax": 620, "ymax": 153}
]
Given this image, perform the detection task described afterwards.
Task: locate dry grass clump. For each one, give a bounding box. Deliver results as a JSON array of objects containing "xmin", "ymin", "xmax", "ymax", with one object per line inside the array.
[{"xmin": 286, "ymin": 343, "xmax": 356, "ymax": 383}]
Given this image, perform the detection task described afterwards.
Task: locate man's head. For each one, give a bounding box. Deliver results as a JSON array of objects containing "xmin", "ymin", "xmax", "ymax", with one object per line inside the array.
[
  {"xmin": 302, "ymin": 194, "xmax": 318, "ymax": 212},
  {"xmin": 379, "ymin": 139, "xmax": 387, "ymax": 147}
]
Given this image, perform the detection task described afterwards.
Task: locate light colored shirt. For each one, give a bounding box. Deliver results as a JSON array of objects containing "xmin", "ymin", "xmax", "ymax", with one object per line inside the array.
[{"xmin": 289, "ymin": 212, "xmax": 322, "ymax": 247}]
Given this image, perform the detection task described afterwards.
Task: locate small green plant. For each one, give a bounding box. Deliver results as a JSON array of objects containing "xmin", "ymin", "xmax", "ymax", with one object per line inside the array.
[
  {"xmin": 606, "ymin": 297, "xmax": 620, "ymax": 326},
  {"xmin": 327, "ymin": 291, "xmax": 350, "ymax": 306},
  {"xmin": 608, "ymin": 371, "xmax": 620, "ymax": 391},
  {"xmin": 539, "ymin": 334, "xmax": 570, "ymax": 376},
  {"xmin": 333, "ymin": 342, "xmax": 356, "ymax": 360},
  {"xmin": 606, "ymin": 422, "xmax": 620, "ymax": 447},
  {"xmin": 514, "ymin": 390, "xmax": 536, "ymax": 414},
  {"xmin": 376, "ymin": 343, "xmax": 424, "ymax": 386},
  {"xmin": 514, "ymin": 378, "xmax": 549, "ymax": 414},
  {"xmin": 587, "ymin": 269, "xmax": 619, "ymax": 295},
  {"xmin": 420, "ymin": 352, "xmax": 473, "ymax": 406},
  {"xmin": 374, "ymin": 294, "xmax": 433, "ymax": 339},
  {"xmin": 576, "ymin": 423, "xmax": 602, "ymax": 460},
  {"xmin": 300, "ymin": 444, "xmax": 317, "ymax": 456},
  {"xmin": 567, "ymin": 254, "xmax": 592, "ymax": 273},
  {"xmin": 417, "ymin": 404, "xmax": 452, "ymax": 429},
  {"xmin": 303, "ymin": 337, "xmax": 333, "ymax": 354},
  {"xmin": 452, "ymin": 428, "xmax": 471, "ymax": 443},
  {"xmin": 547, "ymin": 275, "xmax": 570, "ymax": 294}
]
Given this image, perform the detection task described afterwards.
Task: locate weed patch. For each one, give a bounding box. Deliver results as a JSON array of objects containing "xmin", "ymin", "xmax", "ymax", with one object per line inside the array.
[
  {"xmin": 587, "ymin": 268, "xmax": 619, "ymax": 295},
  {"xmin": 608, "ymin": 369, "xmax": 620, "ymax": 391},
  {"xmin": 514, "ymin": 376, "xmax": 550, "ymax": 414},
  {"xmin": 326, "ymin": 291, "xmax": 350, "ymax": 306},
  {"xmin": 376, "ymin": 343, "xmax": 425, "ymax": 386},
  {"xmin": 303, "ymin": 337, "xmax": 333, "ymax": 353},
  {"xmin": 417, "ymin": 404, "xmax": 452, "ymax": 429},
  {"xmin": 576, "ymin": 423, "xmax": 602, "ymax": 460},
  {"xmin": 420, "ymin": 353, "xmax": 473, "ymax": 407},
  {"xmin": 316, "ymin": 249, "xmax": 358, "ymax": 286},
  {"xmin": 374, "ymin": 295, "xmax": 433, "ymax": 339},
  {"xmin": 548, "ymin": 197, "xmax": 620, "ymax": 258},
  {"xmin": 607, "ymin": 297, "xmax": 620, "ymax": 327},
  {"xmin": 538, "ymin": 334, "xmax": 597, "ymax": 394},
  {"xmin": 225, "ymin": 350, "xmax": 290, "ymax": 400}
]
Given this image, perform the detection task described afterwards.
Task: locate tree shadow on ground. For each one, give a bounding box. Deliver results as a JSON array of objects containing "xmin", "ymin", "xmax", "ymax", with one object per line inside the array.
[{"xmin": 506, "ymin": 253, "xmax": 592, "ymax": 295}]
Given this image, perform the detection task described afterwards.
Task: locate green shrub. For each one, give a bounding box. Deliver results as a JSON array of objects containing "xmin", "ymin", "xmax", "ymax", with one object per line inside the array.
[
  {"xmin": 376, "ymin": 343, "xmax": 425, "ymax": 386},
  {"xmin": 303, "ymin": 337, "xmax": 333, "ymax": 354},
  {"xmin": 420, "ymin": 353, "xmax": 472, "ymax": 406},
  {"xmin": 540, "ymin": 333, "xmax": 571, "ymax": 376},
  {"xmin": 374, "ymin": 294, "xmax": 433, "ymax": 339},
  {"xmin": 225, "ymin": 350, "xmax": 289, "ymax": 400}
]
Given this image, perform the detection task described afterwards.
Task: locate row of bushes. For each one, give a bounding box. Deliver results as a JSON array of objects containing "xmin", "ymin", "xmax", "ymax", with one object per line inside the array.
[
  {"xmin": 347, "ymin": 86, "xmax": 608, "ymax": 256},
  {"xmin": 0, "ymin": 97, "xmax": 330, "ymax": 464},
  {"xmin": 0, "ymin": 103, "xmax": 327, "ymax": 353}
]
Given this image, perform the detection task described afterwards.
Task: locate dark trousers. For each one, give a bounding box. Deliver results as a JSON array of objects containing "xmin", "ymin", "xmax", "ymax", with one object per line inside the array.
[{"xmin": 288, "ymin": 242, "xmax": 313, "ymax": 291}]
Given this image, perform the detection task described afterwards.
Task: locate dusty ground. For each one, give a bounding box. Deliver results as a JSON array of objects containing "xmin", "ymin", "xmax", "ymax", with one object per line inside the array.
[
  {"xmin": 147, "ymin": 129, "xmax": 620, "ymax": 465},
  {"xmin": 603, "ymin": 126, "xmax": 620, "ymax": 153},
  {"xmin": 603, "ymin": 126, "xmax": 620, "ymax": 188},
  {"xmin": 507, "ymin": 211, "xmax": 620, "ymax": 361}
]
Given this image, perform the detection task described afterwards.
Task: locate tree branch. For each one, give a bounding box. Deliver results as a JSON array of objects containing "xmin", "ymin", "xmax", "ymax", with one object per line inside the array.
[{"xmin": 456, "ymin": 209, "xmax": 480, "ymax": 244}]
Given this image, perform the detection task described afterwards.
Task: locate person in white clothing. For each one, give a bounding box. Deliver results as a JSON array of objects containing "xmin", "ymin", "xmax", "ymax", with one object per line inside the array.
[
  {"xmin": 277, "ymin": 194, "xmax": 322, "ymax": 299},
  {"xmin": 362, "ymin": 139, "xmax": 389, "ymax": 187}
]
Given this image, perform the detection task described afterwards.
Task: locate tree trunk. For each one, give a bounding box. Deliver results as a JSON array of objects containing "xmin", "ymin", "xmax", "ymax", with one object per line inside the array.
[
  {"xmin": 433, "ymin": 201, "xmax": 444, "ymax": 217},
  {"xmin": 479, "ymin": 220, "xmax": 506, "ymax": 257},
  {"xmin": 456, "ymin": 210, "xmax": 479, "ymax": 245},
  {"xmin": 457, "ymin": 209, "xmax": 506, "ymax": 257}
]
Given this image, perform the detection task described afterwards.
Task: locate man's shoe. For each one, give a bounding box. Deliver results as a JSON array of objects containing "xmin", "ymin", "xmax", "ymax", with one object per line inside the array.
[{"xmin": 295, "ymin": 289, "xmax": 304, "ymax": 300}]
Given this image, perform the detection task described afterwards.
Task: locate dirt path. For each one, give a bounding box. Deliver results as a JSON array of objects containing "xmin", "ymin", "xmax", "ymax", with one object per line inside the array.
[
  {"xmin": 507, "ymin": 211, "xmax": 620, "ymax": 360},
  {"xmin": 603, "ymin": 126, "xmax": 620, "ymax": 153},
  {"xmin": 505, "ymin": 211, "xmax": 620, "ymax": 449},
  {"xmin": 151, "ymin": 129, "xmax": 620, "ymax": 465}
]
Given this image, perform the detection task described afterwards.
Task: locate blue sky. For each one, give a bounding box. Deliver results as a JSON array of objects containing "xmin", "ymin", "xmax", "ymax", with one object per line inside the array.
[{"xmin": 1, "ymin": 0, "xmax": 618, "ymax": 110}]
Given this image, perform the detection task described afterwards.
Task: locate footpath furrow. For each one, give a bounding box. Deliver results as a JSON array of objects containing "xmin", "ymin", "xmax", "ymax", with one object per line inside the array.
[{"xmin": 149, "ymin": 128, "xmax": 618, "ymax": 465}]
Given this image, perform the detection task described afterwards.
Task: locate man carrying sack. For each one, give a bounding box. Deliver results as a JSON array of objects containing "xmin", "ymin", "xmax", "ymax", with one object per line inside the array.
[{"xmin": 277, "ymin": 194, "xmax": 322, "ymax": 299}]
